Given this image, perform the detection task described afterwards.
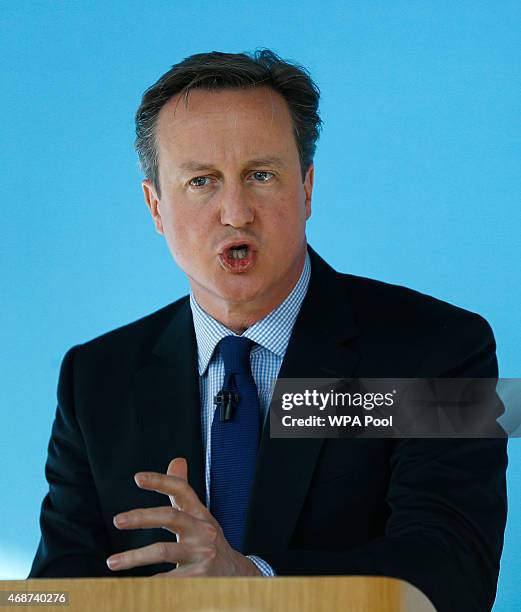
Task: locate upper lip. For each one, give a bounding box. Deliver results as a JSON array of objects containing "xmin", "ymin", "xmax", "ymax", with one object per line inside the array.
[{"xmin": 218, "ymin": 237, "xmax": 258, "ymax": 255}]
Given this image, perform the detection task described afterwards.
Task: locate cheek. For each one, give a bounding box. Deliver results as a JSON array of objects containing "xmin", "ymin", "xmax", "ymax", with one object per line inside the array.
[
  {"xmin": 267, "ymin": 194, "xmax": 307, "ymax": 234},
  {"xmin": 158, "ymin": 207, "xmax": 192, "ymax": 258},
  {"xmin": 168, "ymin": 221, "xmax": 218, "ymax": 272},
  {"xmin": 161, "ymin": 202, "xmax": 200, "ymax": 240}
]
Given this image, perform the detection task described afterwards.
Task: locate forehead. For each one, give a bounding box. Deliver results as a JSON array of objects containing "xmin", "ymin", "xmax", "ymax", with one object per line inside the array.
[{"xmin": 155, "ymin": 86, "xmax": 298, "ymax": 165}]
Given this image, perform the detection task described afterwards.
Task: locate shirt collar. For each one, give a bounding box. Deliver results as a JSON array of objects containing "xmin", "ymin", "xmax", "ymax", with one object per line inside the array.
[{"xmin": 190, "ymin": 251, "xmax": 311, "ymax": 375}]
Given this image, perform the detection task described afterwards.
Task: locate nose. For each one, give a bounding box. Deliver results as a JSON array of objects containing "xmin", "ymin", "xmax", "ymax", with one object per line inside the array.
[{"xmin": 219, "ymin": 182, "xmax": 255, "ymax": 228}]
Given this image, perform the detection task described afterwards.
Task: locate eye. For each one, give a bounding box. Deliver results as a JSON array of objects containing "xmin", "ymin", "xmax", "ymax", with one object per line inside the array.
[
  {"xmin": 189, "ymin": 176, "xmax": 211, "ymax": 189},
  {"xmin": 250, "ymin": 171, "xmax": 274, "ymax": 182}
]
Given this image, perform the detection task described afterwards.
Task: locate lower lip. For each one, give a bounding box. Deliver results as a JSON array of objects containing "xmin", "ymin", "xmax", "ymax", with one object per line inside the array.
[{"xmin": 218, "ymin": 249, "xmax": 257, "ymax": 273}]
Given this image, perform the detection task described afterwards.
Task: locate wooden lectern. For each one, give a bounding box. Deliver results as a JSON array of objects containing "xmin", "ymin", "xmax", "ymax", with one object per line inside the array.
[{"xmin": 0, "ymin": 576, "xmax": 435, "ymax": 611}]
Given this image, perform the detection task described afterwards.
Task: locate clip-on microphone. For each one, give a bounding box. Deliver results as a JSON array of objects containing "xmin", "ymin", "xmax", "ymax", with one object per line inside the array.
[{"xmin": 214, "ymin": 390, "xmax": 240, "ymax": 422}]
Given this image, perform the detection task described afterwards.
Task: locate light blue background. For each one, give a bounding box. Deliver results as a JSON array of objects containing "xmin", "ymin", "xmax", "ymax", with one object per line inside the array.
[{"xmin": 1, "ymin": 1, "xmax": 519, "ymax": 609}]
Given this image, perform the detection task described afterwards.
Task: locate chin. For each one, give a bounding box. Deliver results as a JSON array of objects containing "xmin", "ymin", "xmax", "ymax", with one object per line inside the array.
[
  {"xmin": 219, "ymin": 284, "xmax": 262, "ymax": 305},
  {"xmin": 214, "ymin": 274, "xmax": 268, "ymax": 304}
]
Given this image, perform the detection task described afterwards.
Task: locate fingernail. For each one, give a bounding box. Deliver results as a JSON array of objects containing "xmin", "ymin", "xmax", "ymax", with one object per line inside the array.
[
  {"xmin": 107, "ymin": 556, "xmax": 121, "ymax": 570},
  {"xmin": 114, "ymin": 515, "xmax": 128, "ymax": 527}
]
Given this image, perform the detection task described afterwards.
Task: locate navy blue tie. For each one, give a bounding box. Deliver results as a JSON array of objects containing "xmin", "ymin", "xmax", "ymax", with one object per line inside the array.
[{"xmin": 210, "ymin": 336, "xmax": 261, "ymax": 552}]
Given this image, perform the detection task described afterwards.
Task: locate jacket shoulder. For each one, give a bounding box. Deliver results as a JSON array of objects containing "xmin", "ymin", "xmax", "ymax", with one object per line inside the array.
[
  {"xmin": 336, "ymin": 272, "xmax": 496, "ymax": 376},
  {"xmin": 72, "ymin": 295, "xmax": 189, "ymax": 366},
  {"xmin": 340, "ymin": 271, "xmax": 492, "ymax": 332}
]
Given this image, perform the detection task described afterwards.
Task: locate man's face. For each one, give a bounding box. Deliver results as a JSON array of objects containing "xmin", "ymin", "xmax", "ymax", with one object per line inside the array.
[{"xmin": 143, "ymin": 86, "xmax": 313, "ymax": 322}]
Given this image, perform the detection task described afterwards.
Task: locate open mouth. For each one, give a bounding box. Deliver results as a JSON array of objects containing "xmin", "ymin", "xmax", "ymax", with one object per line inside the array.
[
  {"xmin": 228, "ymin": 245, "xmax": 249, "ymax": 260},
  {"xmin": 219, "ymin": 243, "xmax": 257, "ymax": 273}
]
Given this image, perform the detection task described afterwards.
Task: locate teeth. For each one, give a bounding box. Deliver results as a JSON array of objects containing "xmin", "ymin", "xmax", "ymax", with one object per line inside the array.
[{"xmin": 230, "ymin": 247, "xmax": 248, "ymax": 260}]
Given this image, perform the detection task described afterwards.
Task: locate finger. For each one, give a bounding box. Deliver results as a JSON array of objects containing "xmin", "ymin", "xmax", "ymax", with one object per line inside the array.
[
  {"xmin": 113, "ymin": 506, "xmax": 197, "ymax": 536},
  {"xmin": 134, "ymin": 471, "xmax": 207, "ymax": 519},
  {"xmin": 167, "ymin": 458, "xmax": 188, "ymax": 510},
  {"xmin": 154, "ymin": 563, "xmax": 210, "ymax": 578},
  {"xmin": 167, "ymin": 457, "xmax": 188, "ymax": 481},
  {"xmin": 106, "ymin": 541, "xmax": 197, "ymax": 571}
]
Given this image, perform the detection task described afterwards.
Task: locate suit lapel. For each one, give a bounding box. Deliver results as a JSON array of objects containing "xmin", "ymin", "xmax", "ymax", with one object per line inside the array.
[
  {"xmin": 243, "ymin": 247, "xmax": 360, "ymax": 554},
  {"xmin": 132, "ymin": 299, "xmax": 206, "ymax": 505}
]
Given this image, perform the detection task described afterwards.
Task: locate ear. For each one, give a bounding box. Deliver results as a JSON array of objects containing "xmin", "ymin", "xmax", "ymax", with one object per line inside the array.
[
  {"xmin": 142, "ymin": 180, "xmax": 164, "ymax": 235},
  {"xmin": 303, "ymin": 164, "xmax": 314, "ymax": 220}
]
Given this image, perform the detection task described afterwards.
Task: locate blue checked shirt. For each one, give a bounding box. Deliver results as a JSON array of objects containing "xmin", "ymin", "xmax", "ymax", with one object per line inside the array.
[{"xmin": 189, "ymin": 252, "xmax": 311, "ymax": 577}]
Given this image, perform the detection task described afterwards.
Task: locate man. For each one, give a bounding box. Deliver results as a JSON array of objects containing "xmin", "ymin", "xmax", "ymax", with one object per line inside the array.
[{"xmin": 30, "ymin": 50, "xmax": 507, "ymax": 611}]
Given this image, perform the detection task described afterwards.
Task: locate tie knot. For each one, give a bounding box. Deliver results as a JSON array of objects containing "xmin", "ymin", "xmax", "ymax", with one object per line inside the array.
[{"xmin": 219, "ymin": 335, "xmax": 254, "ymax": 375}]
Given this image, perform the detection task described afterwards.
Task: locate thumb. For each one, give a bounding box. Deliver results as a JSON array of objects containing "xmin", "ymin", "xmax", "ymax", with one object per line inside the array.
[
  {"xmin": 167, "ymin": 457, "xmax": 188, "ymax": 480},
  {"xmin": 167, "ymin": 457, "xmax": 188, "ymax": 509}
]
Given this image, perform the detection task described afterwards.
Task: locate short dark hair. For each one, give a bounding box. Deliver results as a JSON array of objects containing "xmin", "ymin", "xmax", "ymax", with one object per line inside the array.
[{"xmin": 135, "ymin": 49, "xmax": 322, "ymax": 196}]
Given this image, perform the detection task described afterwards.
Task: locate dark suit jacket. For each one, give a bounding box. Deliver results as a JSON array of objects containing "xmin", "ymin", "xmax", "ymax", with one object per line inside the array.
[{"xmin": 30, "ymin": 247, "xmax": 507, "ymax": 612}]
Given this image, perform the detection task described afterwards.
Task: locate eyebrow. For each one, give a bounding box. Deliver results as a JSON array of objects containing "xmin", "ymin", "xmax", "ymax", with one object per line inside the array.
[{"xmin": 178, "ymin": 156, "xmax": 287, "ymax": 173}]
